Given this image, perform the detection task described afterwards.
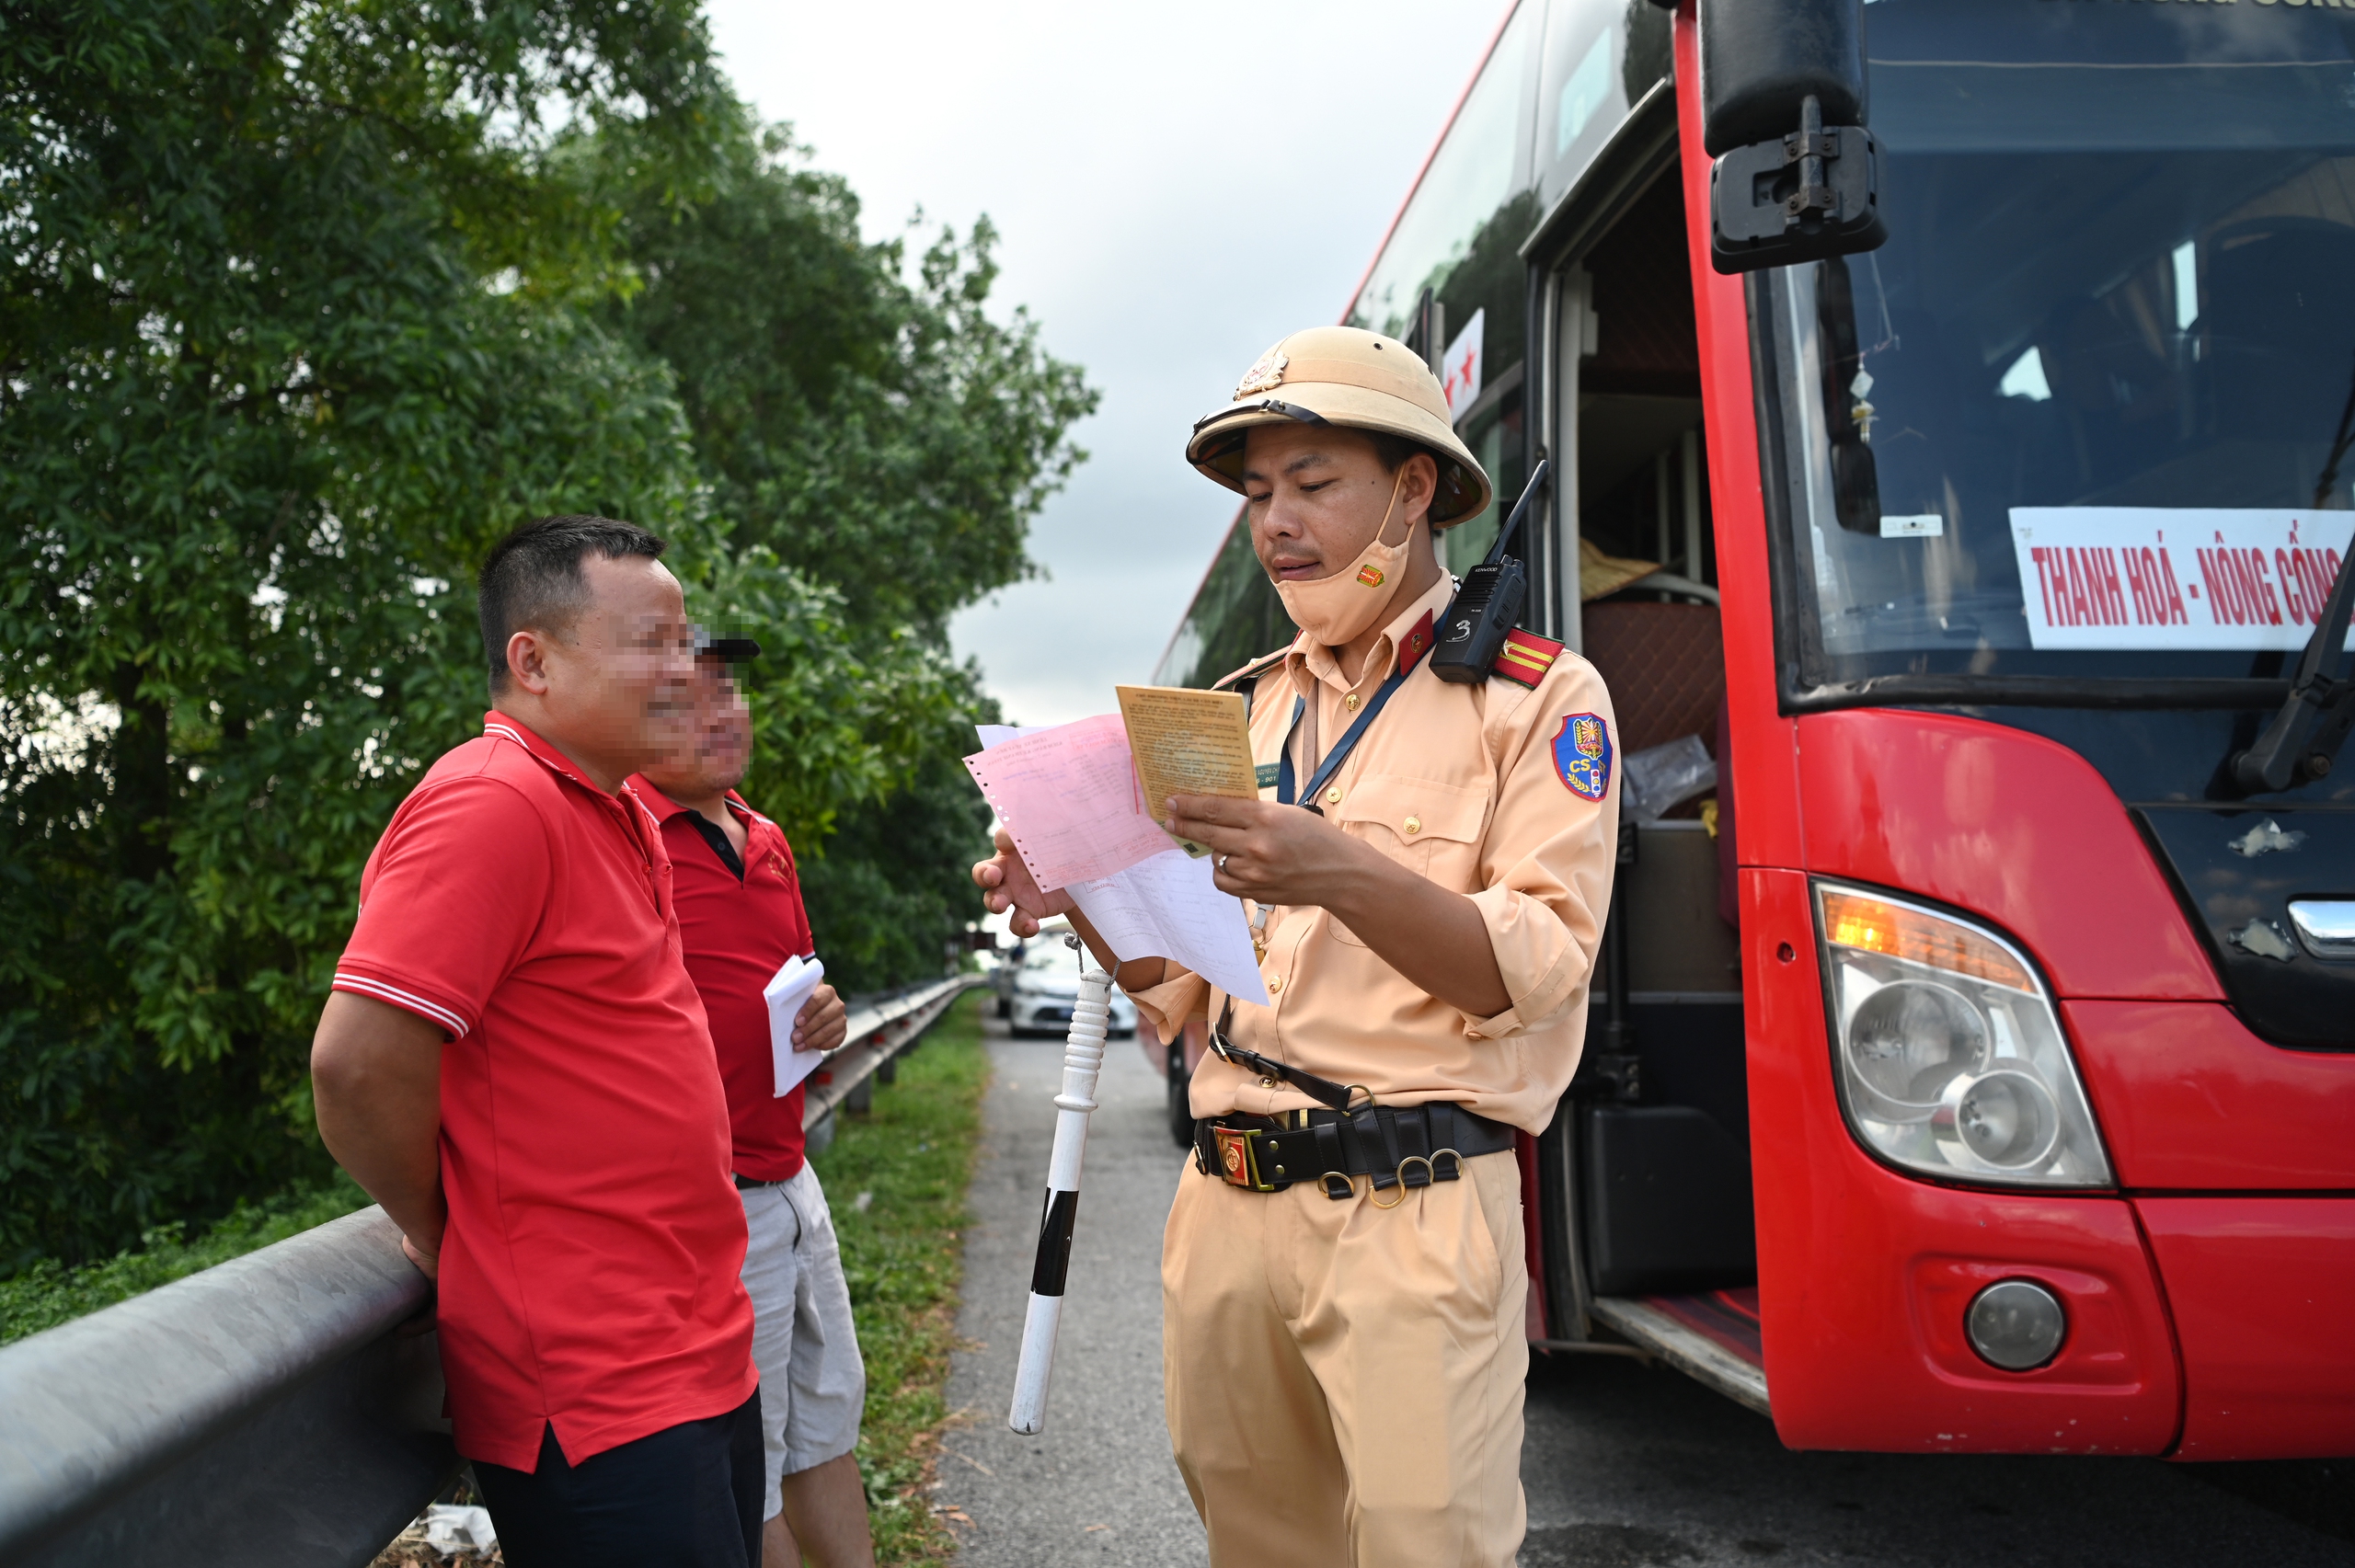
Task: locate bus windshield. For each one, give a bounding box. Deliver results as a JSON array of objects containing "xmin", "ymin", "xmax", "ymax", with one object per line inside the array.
[{"xmin": 1766, "ymin": 0, "xmax": 2355, "ymax": 694}]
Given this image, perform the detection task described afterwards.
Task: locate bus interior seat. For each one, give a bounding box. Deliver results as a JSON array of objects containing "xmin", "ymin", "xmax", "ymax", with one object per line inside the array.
[
  {"xmin": 1571, "ymin": 597, "xmax": 1753, "ymax": 1296},
  {"xmin": 2017, "ymin": 216, "xmax": 2355, "ymax": 509},
  {"xmin": 1575, "ymin": 596, "xmax": 1739, "ymax": 989},
  {"xmin": 1578, "ymin": 600, "xmax": 1724, "ymax": 758},
  {"xmin": 2204, "ymin": 216, "xmax": 2355, "ymax": 442}
]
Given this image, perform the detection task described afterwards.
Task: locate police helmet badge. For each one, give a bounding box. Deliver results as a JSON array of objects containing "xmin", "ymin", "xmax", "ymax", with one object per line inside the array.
[
  {"xmin": 1235, "ymin": 349, "xmax": 1288, "ymax": 397},
  {"xmin": 1550, "ymin": 713, "xmax": 1613, "ymax": 801}
]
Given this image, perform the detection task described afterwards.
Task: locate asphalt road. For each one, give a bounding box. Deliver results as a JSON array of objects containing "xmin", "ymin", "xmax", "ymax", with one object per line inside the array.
[
  {"xmin": 938, "ymin": 1010, "xmax": 2353, "ymax": 1566},
  {"xmin": 937, "ymin": 1009, "xmax": 1208, "ymax": 1564}
]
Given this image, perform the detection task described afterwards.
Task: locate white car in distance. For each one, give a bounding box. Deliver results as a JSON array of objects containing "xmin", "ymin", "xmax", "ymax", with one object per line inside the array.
[{"xmin": 1000, "ymin": 928, "xmax": 1137, "ymax": 1040}]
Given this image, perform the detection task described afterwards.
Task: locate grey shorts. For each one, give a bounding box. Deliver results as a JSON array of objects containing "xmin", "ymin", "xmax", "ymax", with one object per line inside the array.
[{"xmin": 738, "ymin": 1164, "xmax": 866, "ymax": 1518}]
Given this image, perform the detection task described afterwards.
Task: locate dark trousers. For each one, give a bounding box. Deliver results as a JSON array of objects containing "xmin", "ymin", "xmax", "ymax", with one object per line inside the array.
[{"xmin": 474, "ymin": 1391, "xmax": 764, "ymax": 1568}]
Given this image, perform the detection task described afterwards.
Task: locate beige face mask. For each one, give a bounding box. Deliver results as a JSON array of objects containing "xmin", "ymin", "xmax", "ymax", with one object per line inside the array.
[{"xmin": 1272, "ymin": 467, "xmax": 1414, "ymax": 647}]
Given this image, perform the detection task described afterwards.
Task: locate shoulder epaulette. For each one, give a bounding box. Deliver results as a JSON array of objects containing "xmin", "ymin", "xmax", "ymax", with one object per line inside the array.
[
  {"xmin": 1212, "ymin": 645, "xmax": 1293, "ymax": 692},
  {"xmin": 1491, "ymin": 628, "xmax": 1563, "ymax": 689}
]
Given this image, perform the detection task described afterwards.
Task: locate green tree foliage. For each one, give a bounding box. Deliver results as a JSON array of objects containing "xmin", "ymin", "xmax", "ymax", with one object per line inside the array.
[
  {"xmin": 595, "ymin": 113, "xmax": 1097, "ymax": 995},
  {"xmin": 0, "ymin": 2, "xmax": 1090, "ymax": 1269},
  {"xmin": 605, "ymin": 117, "xmax": 1093, "ymax": 636}
]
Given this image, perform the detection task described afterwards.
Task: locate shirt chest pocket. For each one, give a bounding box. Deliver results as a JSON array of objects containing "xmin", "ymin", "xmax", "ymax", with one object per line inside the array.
[{"xmin": 1326, "ymin": 774, "xmax": 1490, "ymax": 947}]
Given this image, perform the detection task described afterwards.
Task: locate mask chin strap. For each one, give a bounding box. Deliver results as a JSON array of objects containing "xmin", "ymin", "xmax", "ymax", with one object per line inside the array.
[
  {"xmin": 1373, "ymin": 464, "xmax": 1410, "ymax": 550},
  {"xmin": 1260, "ymin": 464, "xmax": 1418, "ymax": 594}
]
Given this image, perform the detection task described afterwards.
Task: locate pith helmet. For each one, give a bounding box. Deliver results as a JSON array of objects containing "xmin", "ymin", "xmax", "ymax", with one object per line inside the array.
[{"xmin": 1186, "ymin": 325, "xmax": 1494, "ymax": 528}]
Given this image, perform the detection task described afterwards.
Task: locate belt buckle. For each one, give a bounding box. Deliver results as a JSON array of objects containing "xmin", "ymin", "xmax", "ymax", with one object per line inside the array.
[{"xmin": 1212, "ymin": 1126, "xmax": 1271, "ymax": 1191}]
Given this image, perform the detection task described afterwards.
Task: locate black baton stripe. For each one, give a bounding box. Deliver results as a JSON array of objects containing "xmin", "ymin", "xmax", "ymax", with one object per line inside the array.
[{"xmin": 1029, "ymin": 1188, "xmax": 1081, "ymax": 1297}]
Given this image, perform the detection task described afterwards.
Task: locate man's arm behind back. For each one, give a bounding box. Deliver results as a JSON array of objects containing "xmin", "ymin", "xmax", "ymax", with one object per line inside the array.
[{"xmin": 314, "ymin": 990, "xmax": 448, "ymax": 1276}]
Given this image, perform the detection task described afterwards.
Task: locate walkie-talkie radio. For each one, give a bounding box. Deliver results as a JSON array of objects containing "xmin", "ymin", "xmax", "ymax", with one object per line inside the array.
[{"xmin": 1430, "ymin": 458, "xmax": 1551, "ymax": 685}]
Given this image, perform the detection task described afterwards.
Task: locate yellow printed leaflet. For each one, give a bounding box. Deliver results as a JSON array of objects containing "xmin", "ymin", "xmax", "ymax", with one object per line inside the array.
[{"xmin": 1114, "ymin": 685, "xmax": 1258, "ymax": 859}]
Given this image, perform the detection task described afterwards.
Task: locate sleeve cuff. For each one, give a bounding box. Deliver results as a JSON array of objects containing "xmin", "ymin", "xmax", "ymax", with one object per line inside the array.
[
  {"xmin": 1461, "ymin": 886, "xmax": 1581, "ymax": 1039},
  {"xmin": 1126, "ymin": 968, "xmax": 1208, "ymax": 1047},
  {"xmin": 330, "ymin": 972, "xmax": 473, "ymax": 1039}
]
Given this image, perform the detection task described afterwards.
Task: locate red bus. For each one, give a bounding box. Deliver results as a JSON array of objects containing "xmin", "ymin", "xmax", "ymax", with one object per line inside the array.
[{"xmin": 1150, "ymin": 0, "xmax": 2355, "ymax": 1459}]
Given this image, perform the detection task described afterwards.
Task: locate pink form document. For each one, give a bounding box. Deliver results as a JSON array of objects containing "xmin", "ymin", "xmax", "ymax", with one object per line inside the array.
[
  {"xmin": 963, "ymin": 714, "xmax": 1171, "ymax": 891},
  {"xmin": 971, "ymin": 723, "xmax": 1269, "ymax": 1005}
]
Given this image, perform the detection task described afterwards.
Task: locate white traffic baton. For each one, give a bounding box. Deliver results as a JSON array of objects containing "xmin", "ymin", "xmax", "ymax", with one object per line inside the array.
[{"xmin": 1006, "ymin": 944, "xmax": 1113, "ymax": 1435}]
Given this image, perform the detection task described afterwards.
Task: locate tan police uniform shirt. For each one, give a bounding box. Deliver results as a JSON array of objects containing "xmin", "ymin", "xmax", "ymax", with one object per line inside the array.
[{"xmin": 1128, "ymin": 575, "xmax": 1617, "ymax": 1135}]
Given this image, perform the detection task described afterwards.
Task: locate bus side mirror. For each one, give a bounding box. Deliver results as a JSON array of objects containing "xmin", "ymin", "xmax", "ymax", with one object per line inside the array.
[{"xmin": 1700, "ymin": 0, "xmax": 1888, "ymax": 276}]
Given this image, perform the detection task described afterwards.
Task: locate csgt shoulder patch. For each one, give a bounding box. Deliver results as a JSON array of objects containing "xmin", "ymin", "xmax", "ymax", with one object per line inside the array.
[
  {"xmin": 1551, "ymin": 713, "xmax": 1613, "ymax": 801},
  {"xmin": 1492, "ymin": 628, "xmax": 1561, "ymax": 688}
]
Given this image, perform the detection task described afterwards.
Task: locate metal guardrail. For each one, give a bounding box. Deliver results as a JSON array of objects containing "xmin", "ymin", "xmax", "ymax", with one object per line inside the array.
[
  {"xmin": 0, "ymin": 972, "xmax": 982, "ymax": 1568},
  {"xmin": 805, "ymin": 974, "xmax": 983, "ymax": 1131}
]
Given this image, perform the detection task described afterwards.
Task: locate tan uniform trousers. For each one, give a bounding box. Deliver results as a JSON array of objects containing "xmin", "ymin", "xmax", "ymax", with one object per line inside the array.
[{"xmin": 1162, "ymin": 1145, "xmax": 1529, "ymax": 1568}]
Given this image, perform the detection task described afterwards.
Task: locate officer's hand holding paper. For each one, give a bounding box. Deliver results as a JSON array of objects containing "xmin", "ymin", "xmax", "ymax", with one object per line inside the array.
[
  {"xmin": 967, "ymin": 705, "xmax": 1268, "ymax": 1004},
  {"xmin": 764, "ymin": 953, "xmax": 829, "ymax": 1096}
]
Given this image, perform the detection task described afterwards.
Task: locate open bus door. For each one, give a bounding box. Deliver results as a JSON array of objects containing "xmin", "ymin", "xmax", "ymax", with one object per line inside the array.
[{"xmin": 1515, "ymin": 74, "xmax": 1769, "ymax": 1413}]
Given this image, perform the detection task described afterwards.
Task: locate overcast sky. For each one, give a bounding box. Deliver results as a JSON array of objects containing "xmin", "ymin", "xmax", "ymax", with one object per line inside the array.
[{"xmin": 703, "ymin": 1, "xmax": 1506, "ymax": 727}]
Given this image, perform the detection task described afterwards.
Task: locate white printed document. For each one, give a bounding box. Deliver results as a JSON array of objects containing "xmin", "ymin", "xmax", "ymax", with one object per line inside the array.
[
  {"xmin": 974, "ymin": 726, "xmax": 1269, "ymax": 1006},
  {"xmin": 764, "ymin": 954, "xmax": 829, "ymax": 1097}
]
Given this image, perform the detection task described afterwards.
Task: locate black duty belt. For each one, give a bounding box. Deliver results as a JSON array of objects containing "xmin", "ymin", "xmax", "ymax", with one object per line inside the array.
[{"xmin": 1192, "ymin": 1102, "xmax": 1513, "ymax": 1204}]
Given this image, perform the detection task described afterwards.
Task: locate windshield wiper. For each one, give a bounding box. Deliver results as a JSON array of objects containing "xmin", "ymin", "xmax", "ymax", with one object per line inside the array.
[{"xmin": 2231, "ymin": 358, "xmax": 2355, "ymax": 794}]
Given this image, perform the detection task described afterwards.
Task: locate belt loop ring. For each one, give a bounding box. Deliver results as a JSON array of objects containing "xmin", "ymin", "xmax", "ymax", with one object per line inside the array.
[
  {"xmin": 1430, "ymin": 1147, "xmax": 1464, "ymax": 1181},
  {"xmin": 1368, "ymin": 1175, "xmax": 1409, "ymax": 1209},
  {"xmin": 1344, "ymin": 1083, "xmax": 1375, "ymax": 1112},
  {"xmin": 1320, "ymin": 1171, "xmax": 1358, "ymax": 1201},
  {"xmin": 1396, "ymin": 1153, "xmax": 1437, "ymax": 1191}
]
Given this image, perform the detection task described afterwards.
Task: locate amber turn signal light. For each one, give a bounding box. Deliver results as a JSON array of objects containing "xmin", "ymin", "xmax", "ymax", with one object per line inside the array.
[{"xmin": 1821, "ymin": 890, "xmax": 2033, "ymax": 993}]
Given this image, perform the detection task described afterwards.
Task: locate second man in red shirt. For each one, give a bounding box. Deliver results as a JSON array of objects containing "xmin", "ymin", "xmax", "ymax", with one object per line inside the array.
[{"xmin": 630, "ymin": 635, "xmax": 877, "ymax": 1568}]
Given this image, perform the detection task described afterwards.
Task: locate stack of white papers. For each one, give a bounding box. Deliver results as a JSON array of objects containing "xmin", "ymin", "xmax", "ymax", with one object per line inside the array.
[
  {"xmin": 764, "ymin": 954, "xmax": 829, "ymax": 1097},
  {"xmin": 972, "ymin": 725, "xmax": 1268, "ymax": 1005}
]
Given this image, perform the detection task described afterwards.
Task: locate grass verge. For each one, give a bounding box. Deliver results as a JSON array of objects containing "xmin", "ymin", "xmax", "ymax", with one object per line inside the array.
[
  {"xmin": 814, "ymin": 990, "xmax": 989, "ymax": 1567},
  {"xmin": 0, "ymin": 1171, "xmax": 374, "ymax": 1346}
]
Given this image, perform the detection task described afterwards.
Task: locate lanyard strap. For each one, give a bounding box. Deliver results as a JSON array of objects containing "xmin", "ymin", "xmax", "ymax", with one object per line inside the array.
[{"xmin": 1277, "ymin": 665, "xmax": 1413, "ymax": 810}]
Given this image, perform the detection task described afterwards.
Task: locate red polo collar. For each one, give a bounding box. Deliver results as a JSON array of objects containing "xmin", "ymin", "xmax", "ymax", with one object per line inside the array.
[
  {"xmin": 484, "ymin": 711, "xmax": 596, "ymax": 786},
  {"xmin": 628, "ymin": 779, "xmax": 764, "ymax": 830},
  {"xmin": 483, "ymin": 712, "xmax": 660, "ymax": 837}
]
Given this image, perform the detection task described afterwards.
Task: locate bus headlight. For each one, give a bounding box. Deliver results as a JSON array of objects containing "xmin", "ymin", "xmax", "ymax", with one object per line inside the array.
[
  {"xmin": 1935, "ymin": 1065, "xmax": 2061, "ymax": 1174},
  {"xmin": 1847, "ymin": 980, "xmax": 1988, "ymax": 1123},
  {"xmin": 1816, "ymin": 884, "xmax": 2112, "ymax": 1189}
]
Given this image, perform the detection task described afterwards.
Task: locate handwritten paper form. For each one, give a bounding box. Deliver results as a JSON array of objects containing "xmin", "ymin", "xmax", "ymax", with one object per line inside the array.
[
  {"xmin": 963, "ymin": 715, "xmax": 1170, "ymax": 889},
  {"xmin": 972, "ymin": 726, "xmax": 1269, "ymax": 1006}
]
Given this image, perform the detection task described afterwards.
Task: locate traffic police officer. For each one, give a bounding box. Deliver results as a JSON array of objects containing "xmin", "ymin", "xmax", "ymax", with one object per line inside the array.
[{"xmin": 974, "ymin": 326, "xmax": 1617, "ymax": 1568}]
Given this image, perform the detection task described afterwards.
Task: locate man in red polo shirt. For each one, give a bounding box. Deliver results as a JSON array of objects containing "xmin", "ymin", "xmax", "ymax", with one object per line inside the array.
[
  {"xmin": 629, "ymin": 645, "xmax": 877, "ymax": 1568},
  {"xmin": 312, "ymin": 515, "xmax": 763, "ymax": 1568}
]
